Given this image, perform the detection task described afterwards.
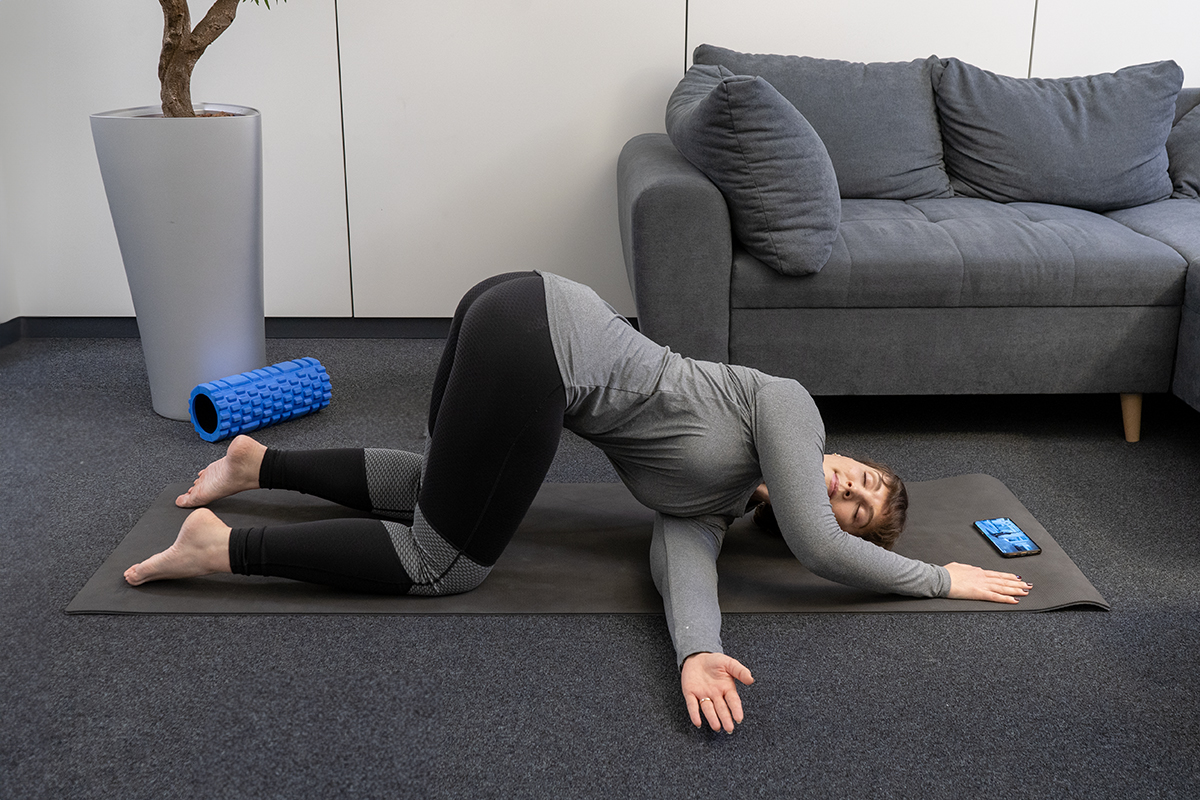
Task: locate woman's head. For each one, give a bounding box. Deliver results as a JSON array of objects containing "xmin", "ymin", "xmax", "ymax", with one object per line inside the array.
[
  {"xmin": 821, "ymin": 453, "xmax": 908, "ymax": 549},
  {"xmin": 841, "ymin": 456, "xmax": 908, "ymax": 550},
  {"xmin": 753, "ymin": 454, "xmax": 908, "ymax": 550}
]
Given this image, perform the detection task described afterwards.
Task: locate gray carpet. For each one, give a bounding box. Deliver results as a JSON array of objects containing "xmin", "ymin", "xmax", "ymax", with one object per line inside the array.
[
  {"xmin": 2, "ymin": 334, "xmax": 1198, "ymax": 799},
  {"xmin": 66, "ymin": 475, "xmax": 1107, "ymax": 615}
]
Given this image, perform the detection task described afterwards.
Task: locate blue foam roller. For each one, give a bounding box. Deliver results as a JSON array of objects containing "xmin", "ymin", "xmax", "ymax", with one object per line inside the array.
[{"xmin": 189, "ymin": 357, "xmax": 332, "ymax": 442}]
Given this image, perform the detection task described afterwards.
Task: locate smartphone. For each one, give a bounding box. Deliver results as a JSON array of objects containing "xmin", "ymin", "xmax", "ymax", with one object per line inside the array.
[{"xmin": 973, "ymin": 517, "xmax": 1042, "ymax": 557}]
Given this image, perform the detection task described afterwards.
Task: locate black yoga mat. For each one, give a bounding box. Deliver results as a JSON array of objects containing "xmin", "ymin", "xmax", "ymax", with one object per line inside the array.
[{"xmin": 66, "ymin": 476, "xmax": 1108, "ymax": 615}]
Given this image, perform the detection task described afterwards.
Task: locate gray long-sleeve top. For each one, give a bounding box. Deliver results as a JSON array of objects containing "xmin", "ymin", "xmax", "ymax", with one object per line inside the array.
[{"xmin": 540, "ymin": 272, "xmax": 951, "ymax": 665}]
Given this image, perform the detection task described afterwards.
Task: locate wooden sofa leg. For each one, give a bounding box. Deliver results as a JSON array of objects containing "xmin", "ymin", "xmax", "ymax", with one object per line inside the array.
[{"xmin": 1120, "ymin": 393, "xmax": 1142, "ymax": 443}]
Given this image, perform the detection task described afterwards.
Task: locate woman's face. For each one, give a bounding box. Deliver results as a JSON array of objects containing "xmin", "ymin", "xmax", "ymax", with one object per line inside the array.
[{"xmin": 822, "ymin": 454, "xmax": 889, "ymax": 535}]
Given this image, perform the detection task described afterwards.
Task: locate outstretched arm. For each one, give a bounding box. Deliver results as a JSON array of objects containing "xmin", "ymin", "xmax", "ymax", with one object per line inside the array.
[
  {"xmin": 650, "ymin": 512, "xmax": 757, "ymax": 730},
  {"xmin": 755, "ymin": 381, "xmax": 951, "ymax": 597},
  {"xmin": 649, "ymin": 512, "xmax": 726, "ymax": 665},
  {"xmin": 755, "ymin": 381, "xmax": 1033, "ymax": 605}
]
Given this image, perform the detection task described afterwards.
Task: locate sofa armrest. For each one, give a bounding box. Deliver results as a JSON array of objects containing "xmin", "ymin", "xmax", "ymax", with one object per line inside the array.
[{"xmin": 617, "ymin": 133, "xmax": 733, "ymax": 363}]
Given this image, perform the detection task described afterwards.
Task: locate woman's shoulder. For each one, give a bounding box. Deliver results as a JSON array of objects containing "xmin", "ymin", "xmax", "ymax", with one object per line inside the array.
[
  {"xmin": 748, "ymin": 375, "xmax": 823, "ymax": 433},
  {"xmin": 737, "ymin": 370, "xmax": 809, "ymax": 401}
]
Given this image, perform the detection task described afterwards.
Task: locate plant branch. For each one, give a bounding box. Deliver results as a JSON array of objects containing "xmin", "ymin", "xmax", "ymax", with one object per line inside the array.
[
  {"xmin": 158, "ymin": 0, "xmax": 241, "ymax": 117},
  {"xmin": 190, "ymin": 0, "xmax": 241, "ymax": 55},
  {"xmin": 157, "ymin": 0, "xmax": 286, "ymax": 117},
  {"xmin": 158, "ymin": 0, "xmax": 191, "ymax": 88}
]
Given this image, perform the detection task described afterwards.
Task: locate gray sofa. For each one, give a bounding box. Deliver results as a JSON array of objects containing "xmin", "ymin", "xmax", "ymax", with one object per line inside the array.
[{"xmin": 618, "ymin": 46, "xmax": 1200, "ymax": 441}]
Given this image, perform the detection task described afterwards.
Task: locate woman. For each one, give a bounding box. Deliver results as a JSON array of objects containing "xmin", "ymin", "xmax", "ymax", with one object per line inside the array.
[{"xmin": 126, "ymin": 271, "xmax": 1031, "ymax": 733}]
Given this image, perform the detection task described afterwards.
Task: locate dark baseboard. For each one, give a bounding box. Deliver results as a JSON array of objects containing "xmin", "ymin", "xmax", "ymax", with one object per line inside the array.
[
  {"xmin": 1, "ymin": 314, "xmax": 638, "ymax": 346},
  {"xmin": 17, "ymin": 317, "xmax": 142, "ymax": 338},
  {"xmin": 0, "ymin": 317, "xmax": 20, "ymax": 348},
  {"xmin": 1, "ymin": 316, "xmax": 458, "ymax": 344},
  {"xmin": 267, "ymin": 317, "xmax": 453, "ymax": 338}
]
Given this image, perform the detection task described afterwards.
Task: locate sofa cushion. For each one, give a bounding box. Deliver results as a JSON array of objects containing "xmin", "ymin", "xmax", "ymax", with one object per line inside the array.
[
  {"xmin": 693, "ymin": 44, "xmax": 951, "ymax": 201},
  {"xmin": 1107, "ymin": 199, "xmax": 1200, "ymax": 310},
  {"xmin": 933, "ymin": 58, "xmax": 1183, "ymax": 211},
  {"xmin": 1167, "ymin": 103, "xmax": 1200, "ymax": 199},
  {"xmin": 730, "ymin": 199, "xmax": 1188, "ymax": 309},
  {"xmin": 665, "ymin": 64, "xmax": 840, "ymax": 275}
]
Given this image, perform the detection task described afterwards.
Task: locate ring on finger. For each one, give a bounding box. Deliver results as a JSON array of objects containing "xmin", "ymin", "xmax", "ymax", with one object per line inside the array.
[{"xmin": 699, "ymin": 697, "xmax": 712, "ymax": 704}]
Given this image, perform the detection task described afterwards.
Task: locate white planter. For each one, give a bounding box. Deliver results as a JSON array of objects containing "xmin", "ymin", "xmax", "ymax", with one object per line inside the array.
[{"xmin": 91, "ymin": 103, "xmax": 267, "ymax": 421}]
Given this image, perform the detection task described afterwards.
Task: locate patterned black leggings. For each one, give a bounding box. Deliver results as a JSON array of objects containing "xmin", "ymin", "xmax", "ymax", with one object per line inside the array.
[{"xmin": 228, "ymin": 272, "xmax": 567, "ymax": 595}]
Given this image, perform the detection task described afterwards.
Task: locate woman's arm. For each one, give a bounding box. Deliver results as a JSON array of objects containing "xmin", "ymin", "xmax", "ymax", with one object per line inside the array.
[
  {"xmin": 650, "ymin": 512, "xmax": 755, "ymax": 731},
  {"xmin": 755, "ymin": 381, "xmax": 952, "ymax": 597},
  {"xmin": 648, "ymin": 512, "xmax": 727, "ymax": 666},
  {"xmin": 754, "ymin": 381, "xmax": 1032, "ymax": 603}
]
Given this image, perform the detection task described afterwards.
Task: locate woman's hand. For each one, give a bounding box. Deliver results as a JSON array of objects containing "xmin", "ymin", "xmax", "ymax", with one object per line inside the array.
[
  {"xmin": 943, "ymin": 562, "xmax": 1032, "ymax": 604},
  {"xmin": 680, "ymin": 652, "xmax": 755, "ymax": 732}
]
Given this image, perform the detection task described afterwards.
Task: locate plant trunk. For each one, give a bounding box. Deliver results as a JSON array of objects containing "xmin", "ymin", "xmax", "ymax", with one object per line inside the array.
[{"xmin": 158, "ymin": 0, "xmax": 241, "ymax": 117}]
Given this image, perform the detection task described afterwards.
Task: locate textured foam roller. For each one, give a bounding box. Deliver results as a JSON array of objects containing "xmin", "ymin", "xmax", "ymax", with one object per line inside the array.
[{"xmin": 189, "ymin": 358, "xmax": 332, "ymax": 442}]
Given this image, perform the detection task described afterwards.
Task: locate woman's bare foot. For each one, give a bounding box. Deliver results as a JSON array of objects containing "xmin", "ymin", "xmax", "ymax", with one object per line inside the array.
[
  {"xmin": 124, "ymin": 508, "xmax": 233, "ymax": 586},
  {"xmin": 176, "ymin": 435, "xmax": 266, "ymax": 508}
]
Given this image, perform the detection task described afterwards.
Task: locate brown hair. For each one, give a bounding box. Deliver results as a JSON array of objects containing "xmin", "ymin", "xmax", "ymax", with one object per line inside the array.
[{"xmin": 752, "ymin": 457, "xmax": 909, "ymax": 551}]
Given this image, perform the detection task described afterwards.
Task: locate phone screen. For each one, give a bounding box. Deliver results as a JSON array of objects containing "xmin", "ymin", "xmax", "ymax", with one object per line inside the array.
[{"xmin": 974, "ymin": 517, "xmax": 1041, "ymax": 557}]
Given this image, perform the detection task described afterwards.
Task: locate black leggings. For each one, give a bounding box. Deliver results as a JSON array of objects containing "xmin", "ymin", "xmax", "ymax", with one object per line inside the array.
[{"xmin": 229, "ymin": 272, "xmax": 567, "ymax": 594}]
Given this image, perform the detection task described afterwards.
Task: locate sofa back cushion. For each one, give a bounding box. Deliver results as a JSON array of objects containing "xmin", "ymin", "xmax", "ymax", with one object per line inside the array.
[
  {"xmin": 665, "ymin": 64, "xmax": 841, "ymax": 275},
  {"xmin": 693, "ymin": 44, "xmax": 952, "ymax": 200},
  {"xmin": 933, "ymin": 58, "xmax": 1183, "ymax": 211},
  {"xmin": 1167, "ymin": 89, "xmax": 1200, "ymax": 199}
]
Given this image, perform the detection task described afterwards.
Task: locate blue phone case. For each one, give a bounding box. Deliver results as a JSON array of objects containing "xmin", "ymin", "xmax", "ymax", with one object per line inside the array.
[{"xmin": 973, "ymin": 517, "xmax": 1042, "ymax": 557}]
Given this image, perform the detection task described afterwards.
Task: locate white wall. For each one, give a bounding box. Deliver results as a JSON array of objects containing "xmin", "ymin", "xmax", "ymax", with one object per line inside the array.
[
  {"xmin": 338, "ymin": 0, "xmax": 680, "ymax": 317},
  {"xmin": 688, "ymin": 0, "xmax": 1037, "ymax": 78},
  {"xmin": 189, "ymin": 0, "xmax": 350, "ymax": 316},
  {"xmin": 1032, "ymin": 0, "xmax": 1200, "ymax": 79},
  {"xmin": 0, "ymin": 158, "xmax": 15, "ymax": 326},
  {"xmin": 0, "ymin": 0, "xmax": 349, "ymax": 318},
  {"xmin": 0, "ymin": 2, "xmax": 135, "ymax": 317},
  {"xmin": 0, "ymin": 0, "xmax": 1196, "ymax": 321}
]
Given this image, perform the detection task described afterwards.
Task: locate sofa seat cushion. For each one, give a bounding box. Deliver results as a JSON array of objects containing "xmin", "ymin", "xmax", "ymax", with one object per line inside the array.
[
  {"xmin": 1106, "ymin": 199, "xmax": 1200, "ymax": 310},
  {"xmin": 731, "ymin": 198, "xmax": 1188, "ymax": 309}
]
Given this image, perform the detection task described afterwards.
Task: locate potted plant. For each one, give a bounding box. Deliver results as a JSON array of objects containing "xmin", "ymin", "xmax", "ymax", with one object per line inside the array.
[{"xmin": 91, "ymin": 1, "xmax": 286, "ymax": 421}]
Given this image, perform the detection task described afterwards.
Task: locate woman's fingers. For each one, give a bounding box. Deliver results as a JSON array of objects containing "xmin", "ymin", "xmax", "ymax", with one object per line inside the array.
[
  {"xmin": 724, "ymin": 686, "xmax": 746, "ymax": 725},
  {"xmin": 944, "ymin": 562, "xmax": 1033, "ymax": 603},
  {"xmin": 724, "ymin": 656, "xmax": 755, "ymax": 687},
  {"xmin": 686, "ymin": 695, "xmax": 703, "ymax": 728},
  {"xmin": 983, "ymin": 569, "xmax": 1032, "ymax": 599},
  {"xmin": 699, "ymin": 696, "xmax": 720, "ymax": 730},
  {"xmin": 686, "ymin": 689, "xmax": 741, "ymax": 733},
  {"xmin": 696, "ymin": 695, "xmax": 735, "ymax": 733}
]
